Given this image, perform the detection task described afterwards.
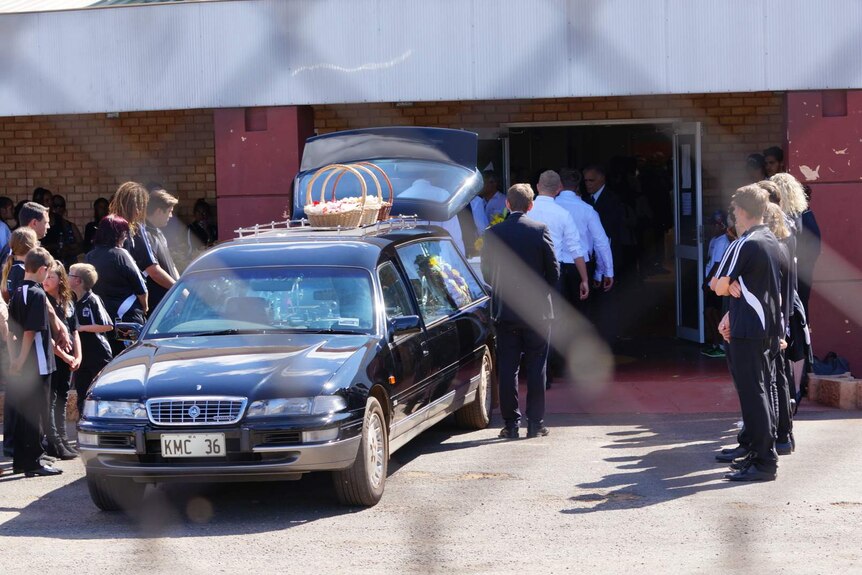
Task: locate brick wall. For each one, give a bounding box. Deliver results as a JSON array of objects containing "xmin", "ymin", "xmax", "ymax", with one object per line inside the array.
[
  {"xmin": 314, "ymin": 92, "xmax": 785, "ymax": 210},
  {"xmin": 0, "ymin": 110, "xmax": 216, "ymax": 229}
]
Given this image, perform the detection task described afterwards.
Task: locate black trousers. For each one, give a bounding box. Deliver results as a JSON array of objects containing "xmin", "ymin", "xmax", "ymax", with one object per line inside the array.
[
  {"xmin": 48, "ymin": 362, "xmax": 72, "ymax": 442},
  {"xmin": 772, "ymin": 349, "xmax": 793, "ymax": 442},
  {"xmin": 728, "ymin": 338, "xmax": 778, "ymax": 472},
  {"xmin": 74, "ymin": 364, "xmax": 105, "ymax": 418},
  {"xmin": 497, "ymin": 321, "xmax": 550, "ymax": 427},
  {"xmin": 10, "ymin": 372, "xmax": 51, "ymax": 472}
]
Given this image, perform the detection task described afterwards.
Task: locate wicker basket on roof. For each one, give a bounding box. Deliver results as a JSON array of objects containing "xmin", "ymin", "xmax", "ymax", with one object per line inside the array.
[
  {"xmin": 304, "ymin": 164, "xmax": 366, "ymax": 228},
  {"xmin": 355, "ymin": 161, "xmax": 394, "ymax": 221},
  {"xmin": 332, "ymin": 163, "xmax": 384, "ymax": 226}
]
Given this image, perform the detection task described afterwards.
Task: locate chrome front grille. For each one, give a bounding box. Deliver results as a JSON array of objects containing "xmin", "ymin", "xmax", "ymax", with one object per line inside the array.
[{"xmin": 146, "ymin": 396, "xmax": 248, "ymax": 426}]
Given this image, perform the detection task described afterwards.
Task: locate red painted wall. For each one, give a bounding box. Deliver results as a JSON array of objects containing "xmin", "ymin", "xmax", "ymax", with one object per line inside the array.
[
  {"xmin": 213, "ymin": 106, "xmax": 315, "ymax": 240},
  {"xmin": 786, "ymin": 91, "xmax": 862, "ymax": 374}
]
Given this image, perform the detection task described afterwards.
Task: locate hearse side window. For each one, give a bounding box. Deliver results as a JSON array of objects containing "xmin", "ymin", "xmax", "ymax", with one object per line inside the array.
[
  {"xmin": 396, "ymin": 239, "xmax": 479, "ymax": 324},
  {"xmin": 378, "ymin": 262, "xmax": 415, "ymax": 319}
]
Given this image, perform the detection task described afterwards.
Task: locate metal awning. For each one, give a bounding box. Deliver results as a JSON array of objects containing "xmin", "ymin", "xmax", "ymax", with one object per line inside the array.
[
  {"xmin": 2, "ymin": 0, "xmax": 861, "ymax": 116},
  {"xmin": 0, "ymin": 0, "xmax": 208, "ymax": 14}
]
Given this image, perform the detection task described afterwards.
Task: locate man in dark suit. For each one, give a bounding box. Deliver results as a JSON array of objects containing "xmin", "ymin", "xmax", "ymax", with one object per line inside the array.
[
  {"xmin": 481, "ymin": 184, "xmax": 559, "ymax": 439},
  {"xmin": 583, "ymin": 165, "xmax": 626, "ymax": 342}
]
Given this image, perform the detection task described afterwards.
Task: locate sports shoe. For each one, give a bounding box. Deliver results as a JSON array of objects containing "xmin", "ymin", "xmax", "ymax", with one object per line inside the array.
[
  {"xmin": 701, "ymin": 346, "xmax": 726, "ymax": 358},
  {"xmin": 499, "ymin": 426, "xmax": 519, "ymax": 439}
]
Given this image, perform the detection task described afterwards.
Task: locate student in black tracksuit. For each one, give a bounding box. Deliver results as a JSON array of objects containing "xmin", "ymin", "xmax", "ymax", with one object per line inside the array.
[
  {"xmin": 68, "ymin": 263, "xmax": 114, "ymax": 417},
  {"xmin": 8, "ymin": 247, "xmax": 63, "ymax": 476},
  {"xmin": 711, "ymin": 185, "xmax": 783, "ymax": 482}
]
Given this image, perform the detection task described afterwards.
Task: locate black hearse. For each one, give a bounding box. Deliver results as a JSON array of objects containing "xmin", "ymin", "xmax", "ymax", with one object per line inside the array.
[{"xmin": 78, "ymin": 128, "xmax": 496, "ymax": 509}]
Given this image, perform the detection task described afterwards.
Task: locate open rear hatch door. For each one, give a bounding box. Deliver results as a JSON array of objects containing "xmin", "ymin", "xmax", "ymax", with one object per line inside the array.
[{"xmin": 293, "ymin": 127, "xmax": 482, "ymax": 222}]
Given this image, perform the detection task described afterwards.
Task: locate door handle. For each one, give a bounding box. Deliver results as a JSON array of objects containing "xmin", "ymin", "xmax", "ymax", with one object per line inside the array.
[{"xmin": 420, "ymin": 341, "xmax": 430, "ymax": 357}]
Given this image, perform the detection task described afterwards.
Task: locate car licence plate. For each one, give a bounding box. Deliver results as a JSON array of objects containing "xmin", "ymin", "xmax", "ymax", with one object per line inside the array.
[{"xmin": 160, "ymin": 433, "xmax": 226, "ymax": 458}]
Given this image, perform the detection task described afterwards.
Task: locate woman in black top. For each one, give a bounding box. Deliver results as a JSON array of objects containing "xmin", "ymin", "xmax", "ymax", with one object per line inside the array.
[
  {"xmin": 43, "ymin": 261, "xmax": 81, "ymax": 460},
  {"xmin": 85, "ymin": 215, "xmax": 148, "ymax": 355},
  {"xmin": 82, "ymin": 197, "xmax": 109, "ymax": 254}
]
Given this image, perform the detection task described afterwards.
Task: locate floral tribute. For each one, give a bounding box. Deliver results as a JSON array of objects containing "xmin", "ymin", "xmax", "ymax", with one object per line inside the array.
[
  {"xmin": 304, "ymin": 199, "xmax": 360, "ymax": 216},
  {"xmin": 472, "ymin": 210, "xmax": 508, "ymax": 254},
  {"xmin": 414, "ymin": 254, "xmax": 472, "ymax": 308}
]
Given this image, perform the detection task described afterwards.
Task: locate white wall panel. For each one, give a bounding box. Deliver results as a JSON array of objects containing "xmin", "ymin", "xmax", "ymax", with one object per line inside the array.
[
  {"xmin": 1, "ymin": 0, "xmax": 861, "ymax": 116},
  {"xmin": 666, "ymin": 0, "xmax": 766, "ymax": 94}
]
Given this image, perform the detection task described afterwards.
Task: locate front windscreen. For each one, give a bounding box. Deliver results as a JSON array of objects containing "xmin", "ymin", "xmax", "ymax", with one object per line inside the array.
[
  {"xmin": 294, "ymin": 159, "xmax": 481, "ymax": 222},
  {"xmin": 146, "ymin": 267, "xmax": 375, "ymax": 337}
]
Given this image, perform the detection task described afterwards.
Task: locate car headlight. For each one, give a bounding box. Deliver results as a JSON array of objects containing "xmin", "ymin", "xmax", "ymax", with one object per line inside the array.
[
  {"xmin": 246, "ymin": 396, "xmax": 347, "ymax": 417},
  {"xmin": 83, "ymin": 399, "xmax": 147, "ymax": 419}
]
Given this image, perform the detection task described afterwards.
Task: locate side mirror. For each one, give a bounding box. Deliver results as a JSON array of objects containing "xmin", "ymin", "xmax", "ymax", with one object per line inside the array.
[
  {"xmin": 387, "ymin": 315, "xmax": 421, "ymax": 341},
  {"xmin": 115, "ymin": 322, "xmax": 144, "ymax": 343}
]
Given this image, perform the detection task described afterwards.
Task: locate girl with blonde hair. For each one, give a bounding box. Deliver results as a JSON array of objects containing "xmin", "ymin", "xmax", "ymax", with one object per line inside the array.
[{"xmin": 769, "ymin": 173, "xmax": 808, "ymax": 218}]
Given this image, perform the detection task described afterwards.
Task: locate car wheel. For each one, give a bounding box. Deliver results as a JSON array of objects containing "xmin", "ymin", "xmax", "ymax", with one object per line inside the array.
[
  {"xmin": 86, "ymin": 474, "xmax": 146, "ymax": 512},
  {"xmin": 455, "ymin": 347, "xmax": 493, "ymax": 430},
  {"xmin": 333, "ymin": 396, "xmax": 388, "ymax": 507}
]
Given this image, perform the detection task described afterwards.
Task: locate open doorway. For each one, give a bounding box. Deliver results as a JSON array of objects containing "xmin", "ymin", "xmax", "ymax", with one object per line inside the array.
[{"xmin": 504, "ymin": 121, "xmax": 702, "ymax": 348}]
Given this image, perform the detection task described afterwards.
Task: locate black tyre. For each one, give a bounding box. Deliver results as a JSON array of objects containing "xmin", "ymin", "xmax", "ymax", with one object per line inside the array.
[
  {"xmin": 333, "ymin": 396, "xmax": 388, "ymax": 507},
  {"xmin": 455, "ymin": 348, "xmax": 493, "ymax": 429},
  {"xmin": 86, "ymin": 474, "xmax": 146, "ymax": 512}
]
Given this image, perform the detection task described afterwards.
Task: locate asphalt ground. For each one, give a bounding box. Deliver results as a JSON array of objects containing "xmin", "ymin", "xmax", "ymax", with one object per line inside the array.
[{"xmin": 1, "ymin": 409, "xmax": 861, "ymax": 575}]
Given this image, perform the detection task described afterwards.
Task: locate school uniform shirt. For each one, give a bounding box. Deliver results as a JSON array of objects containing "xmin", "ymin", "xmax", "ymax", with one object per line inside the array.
[
  {"xmin": 75, "ymin": 290, "xmax": 113, "ymax": 368},
  {"xmin": 715, "ymin": 224, "xmax": 783, "ymax": 340},
  {"xmin": 48, "ymin": 294, "xmax": 78, "ymax": 339},
  {"xmin": 6, "ymin": 260, "xmax": 25, "ymax": 296},
  {"xmin": 144, "ymin": 222, "xmax": 179, "ymax": 311},
  {"xmin": 555, "ymin": 190, "xmax": 614, "ymax": 280},
  {"xmin": 125, "ymin": 227, "xmax": 158, "ymax": 277},
  {"xmin": 85, "ymin": 245, "xmax": 147, "ymax": 323},
  {"xmin": 8, "ymin": 280, "xmax": 56, "ymax": 376}
]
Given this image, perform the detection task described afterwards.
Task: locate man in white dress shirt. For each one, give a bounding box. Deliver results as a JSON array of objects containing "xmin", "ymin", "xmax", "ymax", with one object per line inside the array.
[
  {"xmin": 469, "ymin": 171, "xmax": 507, "ymax": 235},
  {"xmin": 555, "ymin": 168, "xmax": 614, "ymax": 298},
  {"xmin": 529, "ymin": 171, "xmax": 589, "ymax": 387}
]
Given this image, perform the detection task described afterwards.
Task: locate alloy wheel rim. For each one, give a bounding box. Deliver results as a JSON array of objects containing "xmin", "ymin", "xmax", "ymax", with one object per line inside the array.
[
  {"xmin": 482, "ymin": 354, "xmax": 492, "ymax": 417},
  {"xmin": 367, "ymin": 412, "xmax": 385, "ymax": 487}
]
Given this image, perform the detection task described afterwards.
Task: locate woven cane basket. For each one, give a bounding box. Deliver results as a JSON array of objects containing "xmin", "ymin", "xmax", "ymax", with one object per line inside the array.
[{"xmin": 304, "ymin": 164, "xmax": 365, "ymax": 228}]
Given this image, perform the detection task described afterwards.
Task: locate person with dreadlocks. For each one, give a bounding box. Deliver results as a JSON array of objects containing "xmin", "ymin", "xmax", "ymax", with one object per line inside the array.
[{"xmin": 107, "ymin": 181, "xmax": 173, "ymax": 315}]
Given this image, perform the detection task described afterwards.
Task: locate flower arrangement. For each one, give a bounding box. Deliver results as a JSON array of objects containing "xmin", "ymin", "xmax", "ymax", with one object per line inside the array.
[
  {"xmin": 304, "ymin": 199, "xmax": 360, "ymax": 216},
  {"xmin": 472, "ymin": 209, "xmax": 508, "ymax": 254},
  {"xmin": 415, "ymin": 254, "xmax": 472, "ymax": 308}
]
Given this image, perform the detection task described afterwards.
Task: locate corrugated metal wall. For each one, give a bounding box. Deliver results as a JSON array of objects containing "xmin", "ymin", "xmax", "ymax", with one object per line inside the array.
[{"xmin": 1, "ymin": 0, "xmax": 861, "ymax": 116}]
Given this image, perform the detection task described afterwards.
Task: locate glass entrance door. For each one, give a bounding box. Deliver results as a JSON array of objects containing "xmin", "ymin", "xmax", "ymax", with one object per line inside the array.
[{"xmin": 673, "ymin": 123, "xmax": 704, "ymax": 342}]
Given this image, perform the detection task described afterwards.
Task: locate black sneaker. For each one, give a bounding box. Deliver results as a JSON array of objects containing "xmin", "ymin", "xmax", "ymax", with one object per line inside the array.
[
  {"xmin": 725, "ymin": 465, "xmax": 776, "ymax": 482},
  {"xmin": 499, "ymin": 426, "xmax": 519, "ymax": 439},
  {"xmin": 527, "ymin": 422, "xmax": 550, "ymax": 438},
  {"xmin": 729, "ymin": 451, "xmax": 755, "ymax": 471}
]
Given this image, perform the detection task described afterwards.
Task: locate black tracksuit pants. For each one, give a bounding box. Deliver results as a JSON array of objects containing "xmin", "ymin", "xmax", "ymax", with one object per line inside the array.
[
  {"xmin": 10, "ymin": 372, "xmax": 51, "ymax": 472},
  {"xmin": 728, "ymin": 338, "xmax": 778, "ymax": 472}
]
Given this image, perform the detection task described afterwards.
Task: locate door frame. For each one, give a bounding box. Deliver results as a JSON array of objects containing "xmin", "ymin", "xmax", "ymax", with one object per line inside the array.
[
  {"xmin": 672, "ymin": 122, "xmax": 704, "ymax": 342},
  {"xmin": 499, "ymin": 118, "xmax": 704, "ymax": 342}
]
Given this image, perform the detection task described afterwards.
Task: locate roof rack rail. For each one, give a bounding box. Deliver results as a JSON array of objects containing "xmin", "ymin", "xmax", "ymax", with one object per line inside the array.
[{"xmin": 234, "ymin": 215, "xmax": 426, "ymax": 240}]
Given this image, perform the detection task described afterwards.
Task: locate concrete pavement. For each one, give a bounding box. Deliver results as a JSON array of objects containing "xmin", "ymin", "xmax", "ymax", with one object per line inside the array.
[{"xmin": 1, "ymin": 408, "xmax": 861, "ymax": 575}]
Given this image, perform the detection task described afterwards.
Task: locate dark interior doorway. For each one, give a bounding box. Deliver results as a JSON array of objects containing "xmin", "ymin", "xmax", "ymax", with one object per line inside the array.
[{"xmin": 507, "ymin": 123, "xmax": 678, "ymax": 342}]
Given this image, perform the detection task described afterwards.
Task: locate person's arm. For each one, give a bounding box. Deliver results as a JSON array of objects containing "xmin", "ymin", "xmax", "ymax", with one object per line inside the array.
[
  {"xmin": 46, "ymin": 302, "xmax": 71, "ymax": 352},
  {"xmin": 0, "ymin": 300, "xmax": 8, "ymax": 342},
  {"xmin": 541, "ymin": 227, "xmax": 560, "ymax": 287},
  {"xmin": 145, "ymin": 264, "xmax": 176, "ymax": 290},
  {"xmin": 574, "ymin": 256, "xmax": 589, "ymax": 300},
  {"xmin": 78, "ymin": 323, "xmax": 113, "ymax": 334},
  {"xmin": 588, "ymin": 210, "xmax": 614, "ymax": 286},
  {"xmin": 136, "ymin": 293, "xmax": 148, "ymax": 315},
  {"xmin": 470, "ymin": 197, "xmax": 490, "ymax": 234},
  {"xmin": 10, "ymin": 331, "xmax": 35, "ymax": 374}
]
